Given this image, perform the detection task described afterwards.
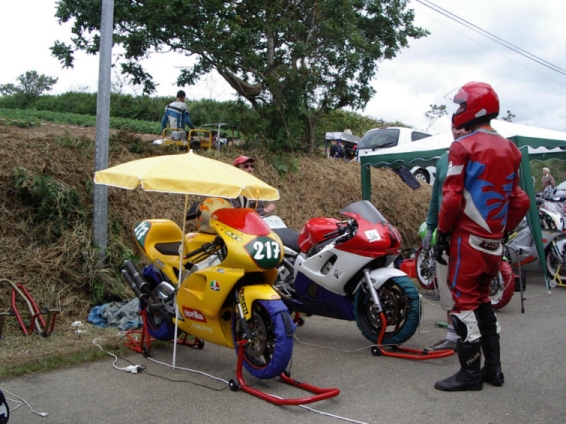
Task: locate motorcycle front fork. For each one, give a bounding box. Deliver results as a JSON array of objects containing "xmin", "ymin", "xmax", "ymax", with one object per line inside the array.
[{"xmin": 362, "ymin": 269, "xmax": 383, "ymax": 314}]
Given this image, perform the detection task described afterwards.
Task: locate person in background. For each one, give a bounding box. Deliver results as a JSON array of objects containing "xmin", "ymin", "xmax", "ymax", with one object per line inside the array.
[
  {"xmin": 434, "ymin": 81, "xmax": 530, "ymax": 392},
  {"xmin": 423, "ymin": 123, "xmax": 470, "ymax": 351},
  {"xmin": 161, "ymin": 90, "xmax": 195, "ymax": 137},
  {"xmin": 541, "ymin": 167, "xmax": 555, "ymax": 192},
  {"xmin": 231, "ymin": 156, "xmax": 276, "ymax": 216}
]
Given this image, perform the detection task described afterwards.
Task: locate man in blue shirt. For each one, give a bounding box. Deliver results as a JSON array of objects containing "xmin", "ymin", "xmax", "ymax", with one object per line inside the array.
[{"xmin": 161, "ymin": 90, "xmax": 195, "ymax": 136}]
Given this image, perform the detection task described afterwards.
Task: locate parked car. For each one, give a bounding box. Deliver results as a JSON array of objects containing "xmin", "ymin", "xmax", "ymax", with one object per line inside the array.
[{"xmin": 357, "ymin": 127, "xmax": 436, "ymax": 184}]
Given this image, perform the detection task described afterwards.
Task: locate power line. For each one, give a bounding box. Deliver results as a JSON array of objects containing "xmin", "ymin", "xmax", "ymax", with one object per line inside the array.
[{"xmin": 416, "ymin": 0, "xmax": 566, "ymax": 76}]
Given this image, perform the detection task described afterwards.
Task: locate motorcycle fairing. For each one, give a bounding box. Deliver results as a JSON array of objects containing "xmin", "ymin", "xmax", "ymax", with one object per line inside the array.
[
  {"xmin": 213, "ymin": 210, "xmax": 284, "ymax": 271},
  {"xmin": 289, "ymin": 271, "xmax": 356, "ymax": 320},
  {"xmin": 294, "ymin": 244, "xmax": 373, "ymax": 295},
  {"xmin": 175, "ymin": 265, "xmax": 244, "ymax": 345},
  {"xmin": 337, "ymin": 213, "xmax": 402, "ymax": 257},
  {"xmin": 214, "ymin": 208, "xmax": 272, "ymax": 236}
]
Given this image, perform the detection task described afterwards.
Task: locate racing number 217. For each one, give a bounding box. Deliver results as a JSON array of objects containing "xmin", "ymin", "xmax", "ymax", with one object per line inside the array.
[{"xmin": 253, "ymin": 240, "xmax": 280, "ymax": 260}]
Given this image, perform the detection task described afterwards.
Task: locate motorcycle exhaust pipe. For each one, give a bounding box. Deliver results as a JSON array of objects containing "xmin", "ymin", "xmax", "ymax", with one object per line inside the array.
[
  {"xmin": 124, "ymin": 260, "xmax": 151, "ymax": 294},
  {"xmin": 121, "ymin": 268, "xmax": 148, "ymax": 301},
  {"xmin": 121, "ymin": 262, "xmax": 174, "ymax": 322}
]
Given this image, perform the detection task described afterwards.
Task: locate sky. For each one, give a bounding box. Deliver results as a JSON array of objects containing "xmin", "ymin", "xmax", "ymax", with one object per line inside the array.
[{"xmin": 1, "ymin": 0, "xmax": 566, "ymax": 135}]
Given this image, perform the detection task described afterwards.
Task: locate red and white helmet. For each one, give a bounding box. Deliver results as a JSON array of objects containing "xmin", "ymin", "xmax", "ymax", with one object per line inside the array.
[
  {"xmin": 196, "ymin": 197, "xmax": 232, "ymax": 233},
  {"xmin": 452, "ymin": 82, "xmax": 499, "ymax": 130}
]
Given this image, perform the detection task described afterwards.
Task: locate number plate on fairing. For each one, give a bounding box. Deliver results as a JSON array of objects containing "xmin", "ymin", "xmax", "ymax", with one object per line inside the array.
[{"xmin": 245, "ymin": 236, "xmax": 282, "ymax": 269}]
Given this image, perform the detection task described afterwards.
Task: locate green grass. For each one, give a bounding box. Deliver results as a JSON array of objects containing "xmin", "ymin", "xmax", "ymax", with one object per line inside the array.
[{"xmin": 0, "ymin": 108, "xmax": 161, "ymax": 135}]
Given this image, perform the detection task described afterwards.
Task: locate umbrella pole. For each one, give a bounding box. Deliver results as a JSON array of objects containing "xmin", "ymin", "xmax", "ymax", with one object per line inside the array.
[{"xmin": 172, "ymin": 195, "xmax": 190, "ymax": 369}]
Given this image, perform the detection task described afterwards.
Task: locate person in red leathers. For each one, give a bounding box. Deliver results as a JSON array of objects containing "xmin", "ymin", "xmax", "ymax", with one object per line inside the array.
[{"xmin": 434, "ymin": 82, "xmax": 530, "ymax": 392}]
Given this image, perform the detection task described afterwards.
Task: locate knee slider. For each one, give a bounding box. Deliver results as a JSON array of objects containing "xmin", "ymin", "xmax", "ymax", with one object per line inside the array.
[
  {"xmin": 451, "ymin": 315, "xmax": 468, "ymax": 341},
  {"xmin": 451, "ymin": 311, "xmax": 482, "ymax": 343}
]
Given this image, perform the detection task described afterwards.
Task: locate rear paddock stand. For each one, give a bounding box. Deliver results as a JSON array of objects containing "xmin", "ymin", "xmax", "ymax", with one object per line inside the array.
[
  {"xmin": 230, "ymin": 340, "xmax": 340, "ymax": 405},
  {"xmin": 125, "ymin": 311, "xmax": 339, "ymax": 406},
  {"xmin": 0, "ymin": 280, "xmax": 60, "ymax": 338},
  {"xmin": 371, "ymin": 312, "xmax": 455, "ymax": 360},
  {"xmin": 124, "ymin": 309, "xmax": 203, "ymax": 357}
]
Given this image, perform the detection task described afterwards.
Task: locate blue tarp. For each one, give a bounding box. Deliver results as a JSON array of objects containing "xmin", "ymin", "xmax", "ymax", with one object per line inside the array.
[{"xmin": 88, "ymin": 298, "xmax": 141, "ymax": 331}]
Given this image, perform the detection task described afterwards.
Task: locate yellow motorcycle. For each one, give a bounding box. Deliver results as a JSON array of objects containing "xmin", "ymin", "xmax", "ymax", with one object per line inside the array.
[{"xmin": 122, "ymin": 198, "xmax": 295, "ymax": 380}]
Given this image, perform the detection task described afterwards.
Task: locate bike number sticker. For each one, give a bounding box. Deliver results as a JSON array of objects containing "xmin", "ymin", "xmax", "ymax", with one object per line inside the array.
[
  {"xmin": 134, "ymin": 221, "xmax": 151, "ymax": 249},
  {"xmin": 365, "ymin": 229, "xmax": 381, "ymax": 242},
  {"xmin": 245, "ymin": 236, "xmax": 281, "ymax": 269}
]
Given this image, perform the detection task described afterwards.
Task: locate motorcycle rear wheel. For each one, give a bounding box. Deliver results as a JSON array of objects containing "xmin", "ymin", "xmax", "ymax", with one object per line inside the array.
[
  {"xmin": 546, "ymin": 240, "xmax": 566, "ymax": 280},
  {"xmin": 415, "ymin": 247, "xmax": 437, "ymax": 290},
  {"xmin": 139, "ymin": 270, "xmax": 176, "ymax": 341},
  {"xmin": 233, "ymin": 299, "xmax": 295, "ymax": 380},
  {"xmin": 490, "ymin": 261, "xmax": 514, "ymax": 310},
  {"xmin": 353, "ymin": 276, "xmax": 420, "ymax": 346}
]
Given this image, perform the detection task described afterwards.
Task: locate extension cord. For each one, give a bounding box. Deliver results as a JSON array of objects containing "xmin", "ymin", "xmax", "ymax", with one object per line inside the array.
[{"xmin": 123, "ymin": 365, "xmax": 141, "ymax": 374}]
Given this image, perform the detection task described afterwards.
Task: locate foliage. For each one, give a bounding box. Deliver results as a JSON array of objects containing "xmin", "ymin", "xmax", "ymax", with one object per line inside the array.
[
  {"xmin": 502, "ymin": 110, "xmax": 516, "ymax": 122},
  {"xmin": 53, "ymin": 0, "xmax": 428, "ymax": 150},
  {"xmin": 424, "ymin": 104, "xmax": 447, "ymax": 131},
  {"xmin": 1, "ymin": 92, "xmax": 409, "ymax": 140},
  {"xmin": 0, "ymin": 107, "xmax": 161, "ymax": 135},
  {"xmin": 12, "ymin": 168, "xmax": 86, "ymax": 241},
  {"xmin": 0, "ymin": 70, "xmax": 58, "ymax": 98}
]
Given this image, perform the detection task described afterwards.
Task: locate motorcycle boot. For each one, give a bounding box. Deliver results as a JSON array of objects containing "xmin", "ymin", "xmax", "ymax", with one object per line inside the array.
[
  {"xmin": 477, "ymin": 302, "xmax": 504, "ymax": 386},
  {"xmin": 434, "ymin": 340, "xmax": 483, "ymax": 391}
]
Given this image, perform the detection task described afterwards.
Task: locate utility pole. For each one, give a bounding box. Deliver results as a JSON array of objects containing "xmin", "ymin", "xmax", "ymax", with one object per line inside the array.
[{"xmin": 93, "ymin": 0, "xmax": 114, "ymax": 261}]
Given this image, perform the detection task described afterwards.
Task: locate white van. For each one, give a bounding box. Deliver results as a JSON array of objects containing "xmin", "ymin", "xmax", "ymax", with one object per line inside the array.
[{"xmin": 357, "ymin": 127, "xmax": 436, "ymax": 184}]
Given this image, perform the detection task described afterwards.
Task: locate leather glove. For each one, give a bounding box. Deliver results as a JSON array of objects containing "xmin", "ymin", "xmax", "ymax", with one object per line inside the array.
[
  {"xmin": 435, "ymin": 230, "xmax": 450, "ymax": 265},
  {"xmin": 422, "ymin": 230, "xmax": 433, "ymax": 251}
]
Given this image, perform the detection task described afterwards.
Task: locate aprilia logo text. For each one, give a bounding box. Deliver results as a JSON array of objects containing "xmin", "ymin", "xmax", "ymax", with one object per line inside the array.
[{"xmin": 183, "ymin": 307, "xmax": 207, "ymax": 323}]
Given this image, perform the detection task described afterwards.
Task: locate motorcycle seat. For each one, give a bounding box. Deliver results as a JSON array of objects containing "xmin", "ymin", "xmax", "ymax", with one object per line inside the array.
[
  {"xmin": 272, "ymin": 228, "xmax": 300, "ymax": 254},
  {"xmin": 155, "ymin": 241, "xmax": 182, "ymax": 256}
]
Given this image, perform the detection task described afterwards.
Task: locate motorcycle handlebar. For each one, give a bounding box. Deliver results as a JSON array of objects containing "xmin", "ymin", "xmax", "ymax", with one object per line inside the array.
[
  {"xmin": 184, "ymin": 236, "xmax": 223, "ymax": 259},
  {"xmin": 323, "ymin": 221, "xmax": 351, "ymax": 238}
]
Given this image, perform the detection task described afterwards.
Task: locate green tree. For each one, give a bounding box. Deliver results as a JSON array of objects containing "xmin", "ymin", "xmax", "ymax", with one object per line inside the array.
[
  {"xmin": 0, "ymin": 71, "xmax": 58, "ymax": 99},
  {"xmin": 502, "ymin": 110, "xmax": 516, "ymax": 122},
  {"xmin": 424, "ymin": 103, "xmax": 447, "ymax": 131},
  {"xmin": 52, "ymin": 0, "xmax": 427, "ymax": 151}
]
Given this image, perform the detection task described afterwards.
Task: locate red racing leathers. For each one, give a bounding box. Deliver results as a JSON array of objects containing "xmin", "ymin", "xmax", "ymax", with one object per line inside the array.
[{"xmin": 437, "ymin": 127, "xmax": 530, "ymax": 341}]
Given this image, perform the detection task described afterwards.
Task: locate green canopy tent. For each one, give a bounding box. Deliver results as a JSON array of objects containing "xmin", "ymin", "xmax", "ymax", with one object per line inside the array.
[{"xmin": 360, "ymin": 120, "xmax": 566, "ymax": 292}]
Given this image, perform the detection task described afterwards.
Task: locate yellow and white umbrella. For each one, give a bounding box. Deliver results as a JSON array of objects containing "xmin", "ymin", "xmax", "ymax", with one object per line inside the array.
[
  {"xmin": 94, "ymin": 150, "xmax": 279, "ymax": 201},
  {"xmin": 94, "ymin": 150, "xmax": 280, "ymax": 367}
]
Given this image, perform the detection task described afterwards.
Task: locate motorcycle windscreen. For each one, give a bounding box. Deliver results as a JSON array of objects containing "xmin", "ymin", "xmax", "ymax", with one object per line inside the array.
[
  {"xmin": 213, "ymin": 208, "xmax": 271, "ymax": 236},
  {"xmin": 340, "ymin": 199, "xmax": 387, "ymax": 223}
]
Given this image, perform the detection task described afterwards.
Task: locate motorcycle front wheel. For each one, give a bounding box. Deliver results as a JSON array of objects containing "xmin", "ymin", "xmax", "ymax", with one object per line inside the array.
[
  {"xmin": 415, "ymin": 247, "xmax": 437, "ymax": 290},
  {"xmin": 490, "ymin": 261, "xmax": 514, "ymax": 310},
  {"xmin": 546, "ymin": 238, "xmax": 566, "ymax": 280},
  {"xmin": 353, "ymin": 276, "xmax": 420, "ymax": 346},
  {"xmin": 233, "ymin": 299, "xmax": 295, "ymax": 380}
]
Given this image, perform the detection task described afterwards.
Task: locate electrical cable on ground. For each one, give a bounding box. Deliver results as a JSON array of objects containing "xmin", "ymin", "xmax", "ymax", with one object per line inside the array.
[
  {"xmin": 95, "ymin": 333, "xmax": 366, "ymax": 422},
  {"xmin": 0, "ymin": 386, "xmax": 48, "ymax": 418}
]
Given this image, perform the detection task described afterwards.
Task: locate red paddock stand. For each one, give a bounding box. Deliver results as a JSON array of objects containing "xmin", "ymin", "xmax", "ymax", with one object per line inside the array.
[
  {"xmin": 124, "ymin": 310, "xmax": 203, "ymax": 356},
  {"xmin": 125, "ymin": 312, "xmax": 339, "ymax": 405},
  {"xmin": 0, "ymin": 280, "xmax": 60, "ymax": 338},
  {"xmin": 371, "ymin": 312, "xmax": 455, "ymax": 360},
  {"xmin": 231, "ymin": 340, "xmax": 340, "ymax": 405}
]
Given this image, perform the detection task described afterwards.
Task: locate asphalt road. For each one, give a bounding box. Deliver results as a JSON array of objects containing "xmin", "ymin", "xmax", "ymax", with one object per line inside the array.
[{"xmin": 2, "ymin": 273, "xmax": 564, "ymax": 424}]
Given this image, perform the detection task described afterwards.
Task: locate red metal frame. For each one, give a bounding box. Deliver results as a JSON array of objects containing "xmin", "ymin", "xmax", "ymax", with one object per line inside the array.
[
  {"xmin": 373, "ymin": 311, "xmax": 455, "ymax": 360},
  {"xmin": 124, "ymin": 309, "xmax": 154, "ymax": 354},
  {"xmin": 125, "ymin": 312, "xmax": 340, "ymax": 405},
  {"xmin": 5, "ymin": 283, "xmax": 58, "ymax": 337},
  {"xmin": 234, "ymin": 340, "xmax": 340, "ymax": 405},
  {"xmin": 124, "ymin": 310, "xmax": 204, "ymax": 354}
]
